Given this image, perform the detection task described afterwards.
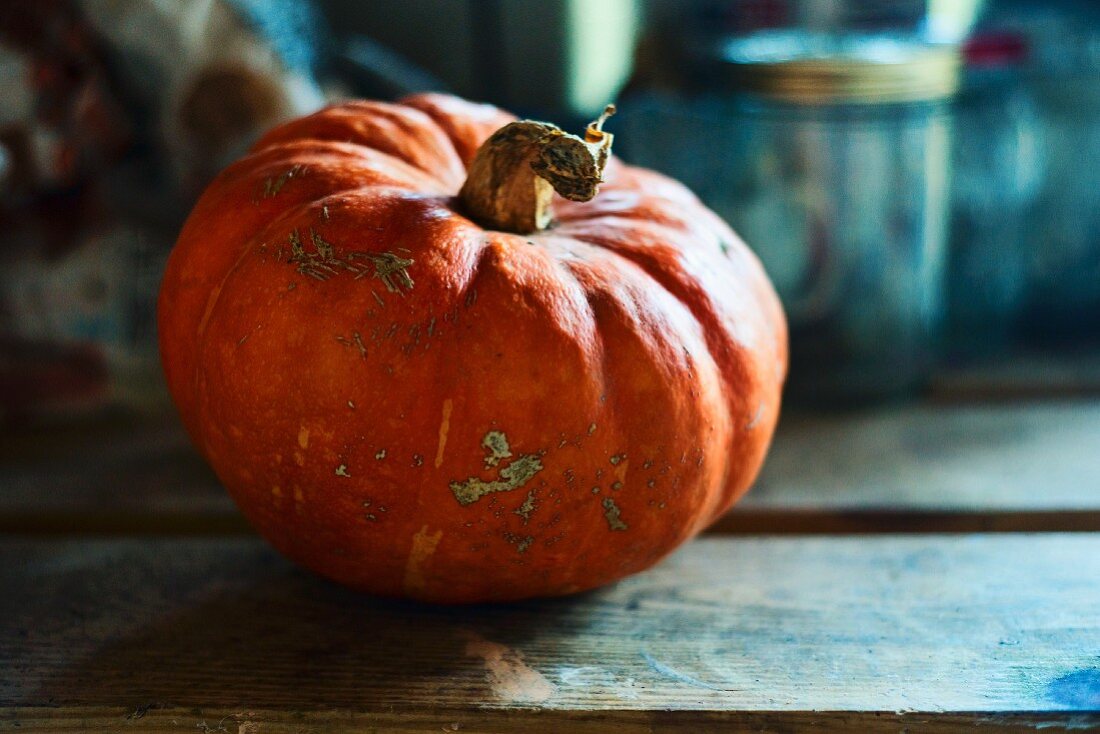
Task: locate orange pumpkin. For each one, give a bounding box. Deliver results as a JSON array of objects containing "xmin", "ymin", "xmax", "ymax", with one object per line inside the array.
[{"xmin": 158, "ymin": 93, "xmax": 787, "ymax": 603}]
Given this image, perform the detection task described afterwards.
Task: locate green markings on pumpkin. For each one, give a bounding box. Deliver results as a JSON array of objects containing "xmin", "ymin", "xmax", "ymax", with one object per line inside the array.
[
  {"xmin": 280, "ymin": 225, "xmax": 414, "ymax": 293},
  {"xmin": 289, "ymin": 229, "xmax": 306, "ymax": 259},
  {"xmin": 363, "ymin": 251, "xmax": 415, "ymax": 293},
  {"xmin": 514, "ymin": 489, "xmax": 537, "ymax": 523},
  {"xmin": 482, "ymin": 430, "xmax": 513, "ymax": 468},
  {"xmin": 335, "ymin": 332, "xmax": 368, "ymax": 358},
  {"xmin": 287, "ymin": 228, "xmax": 341, "ymax": 281},
  {"xmin": 451, "ymin": 455, "xmax": 544, "ymax": 506},
  {"xmin": 262, "ymin": 164, "xmax": 306, "ymax": 199},
  {"xmin": 450, "ymin": 431, "xmax": 544, "ymax": 506},
  {"xmin": 602, "ymin": 497, "xmax": 628, "ymax": 531},
  {"xmin": 310, "ymin": 227, "xmax": 335, "ymax": 260},
  {"xmin": 504, "ymin": 532, "xmax": 534, "ymax": 554}
]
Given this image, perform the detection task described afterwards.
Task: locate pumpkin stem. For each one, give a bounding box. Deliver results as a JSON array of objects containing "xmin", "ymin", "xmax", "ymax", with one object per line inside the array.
[{"xmin": 458, "ymin": 104, "xmax": 616, "ymax": 234}]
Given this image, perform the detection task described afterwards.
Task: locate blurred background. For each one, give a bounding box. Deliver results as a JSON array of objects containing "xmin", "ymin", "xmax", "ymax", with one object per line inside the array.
[{"xmin": 1, "ymin": 0, "xmax": 1098, "ymax": 425}]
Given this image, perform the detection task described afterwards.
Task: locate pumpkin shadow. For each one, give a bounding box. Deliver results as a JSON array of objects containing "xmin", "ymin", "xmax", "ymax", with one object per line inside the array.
[{"xmin": 23, "ymin": 541, "xmax": 603, "ymax": 710}]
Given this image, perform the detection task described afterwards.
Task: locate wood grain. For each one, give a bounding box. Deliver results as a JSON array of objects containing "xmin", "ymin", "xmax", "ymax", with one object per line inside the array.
[
  {"xmin": 3, "ymin": 706, "xmax": 1097, "ymax": 732},
  {"xmin": 930, "ymin": 349, "xmax": 1100, "ymax": 400},
  {"xmin": 2, "ymin": 535, "xmax": 1098, "ymax": 727},
  {"xmin": 746, "ymin": 401, "xmax": 1100, "ymax": 511},
  {"xmin": 713, "ymin": 507, "xmax": 1100, "ymax": 534}
]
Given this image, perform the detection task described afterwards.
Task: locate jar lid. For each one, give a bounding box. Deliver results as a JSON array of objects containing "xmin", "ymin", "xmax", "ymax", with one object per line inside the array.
[{"xmin": 718, "ymin": 32, "xmax": 962, "ymax": 104}]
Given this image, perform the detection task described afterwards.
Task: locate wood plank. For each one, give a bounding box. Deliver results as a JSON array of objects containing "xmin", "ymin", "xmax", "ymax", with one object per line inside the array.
[
  {"xmin": 713, "ymin": 507, "xmax": 1100, "ymax": 534},
  {"xmin": 0, "ymin": 416, "xmax": 242, "ymax": 534},
  {"xmin": 742, "ymin": 401, "xmax": 1100, "ymax": 511},
  {"xmin": 3, "ymin": 401, "xmax": 1100, "ymax": 535},
  {"xmin": 732, "ymin": 394, "xmax": 1100, "ymax": 537},
  {"xmin": 2, "ymin": 707, "xmax": 1095, "ymax": 732},
  {"xmin": 930, "ymin": 349, "xmax": 1100, "ymax": 400},
  {"xmin": 2, "ymin": 535, "xmax": 1098, "ymax": 729}
]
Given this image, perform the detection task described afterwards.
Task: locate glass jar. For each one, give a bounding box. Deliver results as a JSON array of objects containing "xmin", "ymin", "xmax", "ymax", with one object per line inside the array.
[
  {"xmin": 621, "ymin": 33, "xmax": 960, "ymax": 403},
  {"xmin": 973, "ymin": 1, "xmax": 1100, "ymax": 343},
  {"xmin": 1021, "ymin": 29, "xmax": 1100, "ymax": 342},
  {"xmin": 946, "ymin": 33, "xmax": 1043, "ymax": 357}
]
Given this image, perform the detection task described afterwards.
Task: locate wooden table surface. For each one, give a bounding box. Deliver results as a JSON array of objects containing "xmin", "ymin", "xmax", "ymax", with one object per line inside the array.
[{"xmin": 2, "ymin": 399, "xmax": 1099, "ymax": 732}]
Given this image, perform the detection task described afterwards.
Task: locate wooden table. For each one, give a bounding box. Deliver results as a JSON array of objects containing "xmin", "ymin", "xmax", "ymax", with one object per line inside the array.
[{"xmin": 2, "ymin": 400, "xmax": 1099, "ymax": 732}]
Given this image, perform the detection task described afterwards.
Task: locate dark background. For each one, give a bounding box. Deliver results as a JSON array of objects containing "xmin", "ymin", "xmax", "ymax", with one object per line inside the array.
[{"xmin": 1, "ymin": 0, "xmax": 1098, "ymax": 425}]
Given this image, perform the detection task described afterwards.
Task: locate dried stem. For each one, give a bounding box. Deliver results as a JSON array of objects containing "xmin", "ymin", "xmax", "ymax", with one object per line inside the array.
[{"xmin": 458, "ymin": 105, "xmax": 616, "ymax": 234}]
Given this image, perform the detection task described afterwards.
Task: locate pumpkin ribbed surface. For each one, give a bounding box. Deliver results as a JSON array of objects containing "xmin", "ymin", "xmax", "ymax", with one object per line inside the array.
[{"xmin": 158, "ymin": 93, "xmax": 787, "ymax": 602}]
